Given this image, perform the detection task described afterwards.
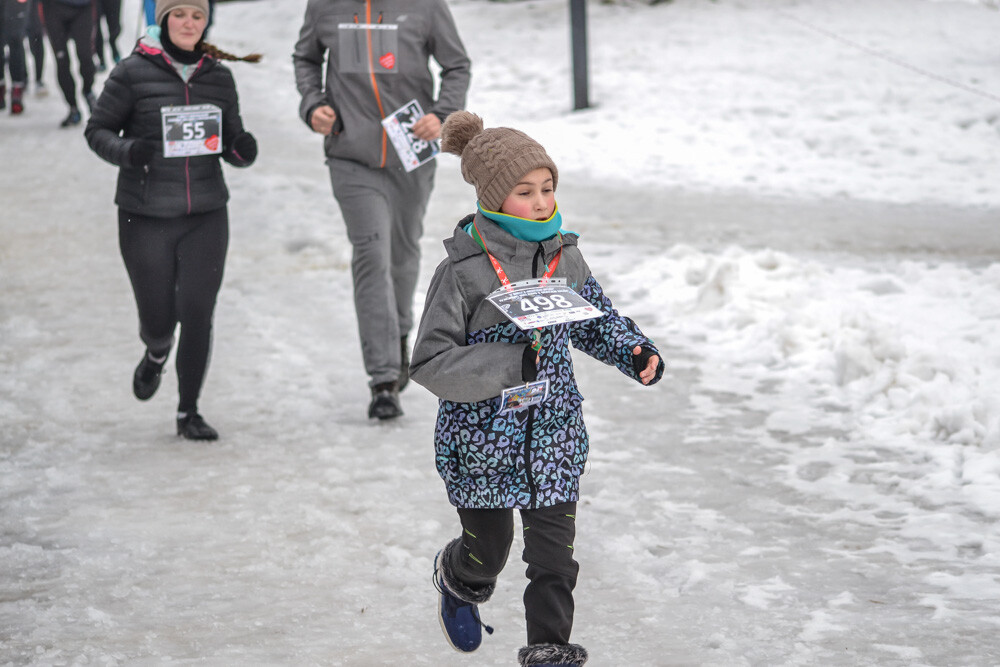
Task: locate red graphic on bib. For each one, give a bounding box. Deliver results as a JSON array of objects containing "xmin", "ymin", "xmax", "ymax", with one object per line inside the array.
[
  {"xmin": 379, "ymin": 52, "xmax": 396, "ymax": 70},
  {"xmin": 205, "ymin": 135, "xmax": 220, "ymax": 152}
]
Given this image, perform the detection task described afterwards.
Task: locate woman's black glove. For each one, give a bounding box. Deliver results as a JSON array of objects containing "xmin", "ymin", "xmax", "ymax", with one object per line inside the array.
[
  {"xmin": 230, "ymin": 131, "xmax": 258, "ymax": 164},
  {"xmin": 129, "ymin": 139, "xmax": 157, "ymax": 168}
]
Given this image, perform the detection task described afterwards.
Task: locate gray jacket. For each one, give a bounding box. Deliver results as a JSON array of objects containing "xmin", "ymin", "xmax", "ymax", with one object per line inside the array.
[
  {"xmin": 411, "ymin": 213, "xmax": 592, "ymax": 403},
  {"xmin": 292, "ymin": 0, "xmax": 471, "ymax": 169}
]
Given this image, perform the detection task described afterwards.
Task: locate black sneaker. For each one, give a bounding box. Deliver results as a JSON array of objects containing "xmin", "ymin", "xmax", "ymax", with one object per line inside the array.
[
  {"xmin": 399, "ymin": 335, "xmax": 410, "ymax": 392},
  {"xmin": 177, "ymin": 413, "xmax": 219, "ymax": 441},
  {"xmin": 84, "ymin": 91, "xmax": 97, "ymax": 113},
  {"xmin": 368, "ymin": 381, "xmax": 403, "ymax": 420},
  {"xmin": 60, "ymin": 108, "xmax": 81, "ymax": 127},
  {"xmin": 133, "ymin": 352, "xmax": 166, "ymax": 401}
]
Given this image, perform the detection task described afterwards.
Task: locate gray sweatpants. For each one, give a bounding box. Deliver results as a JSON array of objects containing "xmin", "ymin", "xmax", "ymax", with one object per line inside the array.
[{"xmin": 327, "ymin": 157, "xmax": 435, "ymax": 386}]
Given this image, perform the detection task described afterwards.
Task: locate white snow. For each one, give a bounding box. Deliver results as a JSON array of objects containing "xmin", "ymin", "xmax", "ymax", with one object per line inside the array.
[{"xmin": 3, "ymin": 0, "xmax": 1000, "ymax": 664}]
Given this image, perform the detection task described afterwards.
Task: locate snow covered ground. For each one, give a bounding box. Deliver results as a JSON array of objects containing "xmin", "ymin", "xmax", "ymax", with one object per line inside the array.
[{"xmin": 2, "ymin": 0, "xmax": 1000, "ymax": 664}]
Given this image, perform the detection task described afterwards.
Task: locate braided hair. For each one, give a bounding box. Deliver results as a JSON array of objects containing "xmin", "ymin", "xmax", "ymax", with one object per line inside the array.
[
  {"xmin": 198, "ymin": 41, "xmax": 262, "ymax": 64},
  {"xmin": 159, "ymin": 14, "xmax": 262, "ymax": 64}
]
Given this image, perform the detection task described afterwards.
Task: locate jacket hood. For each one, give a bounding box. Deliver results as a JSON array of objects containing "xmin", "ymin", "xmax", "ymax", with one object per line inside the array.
[
  {"xmin": 138, "ymin": 25, "xmax": 164, "ymax": 54},
  {"xmin": 136, "ymin": 25, "xmax": 211, "ymax": 79}
]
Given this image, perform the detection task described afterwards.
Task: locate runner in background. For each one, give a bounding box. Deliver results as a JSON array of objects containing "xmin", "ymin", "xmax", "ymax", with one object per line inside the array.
[
  {"xmin": 93, "ymin": 0, "xmax": 121, "ymax": 71},
  {"xmin": 1, "ymin": 0, "xmax": 31, "ymax": 114},
  {"xmin": 292, "ymin": 0, "xmax": 471, "ymax": 420},
  {"xmin": 25, "ymin": 0, "xmax": 45, "ymax": 95},
  {"xmin": 84, "ymin": 0, "xmax": 260, "ymax": 441},
  {"xmin": 40, "ymin": 0, "xmax": 95, "ymax": 126}
]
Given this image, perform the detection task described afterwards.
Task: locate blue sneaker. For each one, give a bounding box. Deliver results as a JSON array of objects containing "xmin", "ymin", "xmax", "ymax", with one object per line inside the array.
[{"xmin": 433, "ymin": 544, "xmax": 494, "ymax": 652}]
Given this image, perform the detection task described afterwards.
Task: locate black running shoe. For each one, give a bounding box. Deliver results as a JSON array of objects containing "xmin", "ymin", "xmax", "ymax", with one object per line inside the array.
[
  {"xmin": 368, "ymin": 381, "xmax": 403, "ymax": 420},
  {"xmin": 177, "ymin": 413, "xmax": 219, "ymax": 441},
  {"xmin": 133, "ymin": 351, "xmax": 166, "ymax": 400},
  {"xmin": 60, "ymin": 108, "xmax": 81, "ymax": 127}
]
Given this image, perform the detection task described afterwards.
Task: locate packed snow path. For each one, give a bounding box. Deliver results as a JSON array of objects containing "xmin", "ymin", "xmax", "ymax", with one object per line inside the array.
[{"xmin": 4, "ymin": 0, "xmax": 1000, "ymax": 664}]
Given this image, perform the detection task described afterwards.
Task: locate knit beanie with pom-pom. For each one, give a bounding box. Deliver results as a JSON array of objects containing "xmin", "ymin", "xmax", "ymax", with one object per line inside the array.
[{"xmin": 441, "ymin": 111, "xmax": 558, "ymax": 213}]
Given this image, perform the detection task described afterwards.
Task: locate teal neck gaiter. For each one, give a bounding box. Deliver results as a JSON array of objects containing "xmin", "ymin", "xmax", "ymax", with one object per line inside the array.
[{"xmin": 478, "ymin": 202, "xmax": 563, "ymax": 242}]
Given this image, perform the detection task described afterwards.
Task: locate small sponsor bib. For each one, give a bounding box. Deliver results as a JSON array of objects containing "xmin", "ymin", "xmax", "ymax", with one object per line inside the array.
[
  {"xmin": 161, "ymin": 104, "xmax": 223, "ymax": 158},
  {"xmin": 500, "ymin": 379, "xmax": 549, "ymax": 412}
]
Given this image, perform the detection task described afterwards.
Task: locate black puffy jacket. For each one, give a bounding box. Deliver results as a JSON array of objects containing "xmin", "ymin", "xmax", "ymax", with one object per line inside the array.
[{"xmin": 85, "ymin": 40, "xmax": 255, "ymax": 219}]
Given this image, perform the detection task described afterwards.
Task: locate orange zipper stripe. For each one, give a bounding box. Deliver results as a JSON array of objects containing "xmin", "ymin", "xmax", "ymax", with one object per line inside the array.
[{"xmin": 366, "ymin": 0, "xmax": 388, "ymax": 168}]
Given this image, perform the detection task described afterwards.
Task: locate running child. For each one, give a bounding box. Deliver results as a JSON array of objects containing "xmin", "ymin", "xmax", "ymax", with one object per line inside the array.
[{"xmin": 410, "ymin": 111, "xmax": 664, "ymax": 667}]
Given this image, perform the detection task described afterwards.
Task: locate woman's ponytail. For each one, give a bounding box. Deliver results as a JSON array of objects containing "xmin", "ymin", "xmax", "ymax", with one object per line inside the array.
[{"xmin": 199, "ymin": 41, "xmax": 262, "ymax": 63}]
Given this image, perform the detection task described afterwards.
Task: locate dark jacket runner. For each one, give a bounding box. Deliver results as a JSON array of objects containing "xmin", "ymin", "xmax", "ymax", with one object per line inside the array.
[{"xmin": 85, "ymin": 36, "xmax": 254, "ymax": 219}]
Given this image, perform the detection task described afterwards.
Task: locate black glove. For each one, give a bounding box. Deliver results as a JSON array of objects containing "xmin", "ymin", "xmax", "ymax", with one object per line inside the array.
[
  {"xmin": 231, "ymin": 131, "xmax": 258, "ymax": 163},
  {"xmin": 632, "ymin": 344, "xmax": 664, "ymax": 381},
  {"xmin": 129, "ymin": 139, "xmax": 157, "ymax": 168}
]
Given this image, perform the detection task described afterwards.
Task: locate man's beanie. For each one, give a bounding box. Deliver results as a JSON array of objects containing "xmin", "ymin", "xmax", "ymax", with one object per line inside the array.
[
  {"xmin": 155, "ymin": 0, "xmax": 211, "ymax": 25},
  {"xmin": 441, "ymin": 111, "xmax": 558, "ymax": 212}
]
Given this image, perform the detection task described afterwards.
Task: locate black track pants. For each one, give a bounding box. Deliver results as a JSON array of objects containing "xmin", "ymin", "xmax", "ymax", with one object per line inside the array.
[
  {"xmin": 26, "ymin": 0, "xmax": 43, "ymax": 83},
  {"xmin": 452, "ymin": 502, "xmax": 580, "ymax": 645},
  {"xmin": 93, "ymin": 0, "xmax": 120, "ymax": 63},
  {"xmin": 1, "ymin": 0, "xmax": 30, "ymax": 85},
  {"xmin": 118, "ymin": 208, "xmax": 228, "ymax": 414},
  {"xmin": 41, "ymin": 0, "xmax": 94, "ymax": 107}
]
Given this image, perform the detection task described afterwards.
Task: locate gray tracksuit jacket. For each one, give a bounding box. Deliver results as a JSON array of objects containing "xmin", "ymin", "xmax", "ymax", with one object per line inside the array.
[
  {"xmin": 410, "ymin": 213, "xmax": 664, "ymax": 509},
  {"xmin": 292, "ymin": 0, "xmax": 471, "ymax": 169}
]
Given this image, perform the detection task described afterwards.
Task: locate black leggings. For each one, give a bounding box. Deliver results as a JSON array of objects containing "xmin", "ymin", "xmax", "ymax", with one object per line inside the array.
[
  {"xmin": 93, "ymin": 0, "xmax": 120, "ymax": 64},
  {"xmin": 41, "ymin": 0, "xmax": 94, "ymax": 107},
  {"xmin": 118, "ymin": 208, "xmax": 228, "ymax": 414},
  {"xmin": 27, "ymin": 0, "xmax": 43, "ymax": 83},
  {"xmin": 1, "ymin": 0, "xmax": 30, "ymax": 85},
  {"xmin": 451, "ymin": 502, "xmax": 579, "ymax": 645}
]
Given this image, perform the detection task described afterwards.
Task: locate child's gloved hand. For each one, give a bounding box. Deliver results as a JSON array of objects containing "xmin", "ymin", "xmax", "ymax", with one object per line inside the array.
[{"xmin": 632, "ymin": 345, "xmax": 662, "ymax": 385}]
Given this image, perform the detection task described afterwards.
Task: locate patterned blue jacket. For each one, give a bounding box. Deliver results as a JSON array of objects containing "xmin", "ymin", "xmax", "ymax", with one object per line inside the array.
[{"xmin": 410, "ymin": 212, "xmax": 663, "ymax": 509}]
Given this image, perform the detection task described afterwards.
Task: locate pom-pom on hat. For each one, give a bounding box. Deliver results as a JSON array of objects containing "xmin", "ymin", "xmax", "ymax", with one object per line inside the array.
[
  {"xmin": 155, "ymin": 0, "xmax": 210, "ymax": 25},
  {"xmin": 441, "ymin": 111, "xmax": 558, "ymax": 213}
]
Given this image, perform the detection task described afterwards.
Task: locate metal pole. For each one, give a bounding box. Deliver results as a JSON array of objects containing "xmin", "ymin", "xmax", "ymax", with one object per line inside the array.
[{"xmin": 570, "ymin": 0, "xmax": 590, "ymax": 110}]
